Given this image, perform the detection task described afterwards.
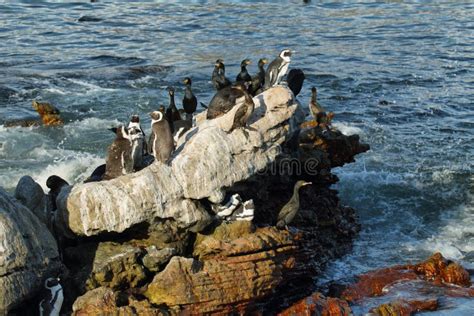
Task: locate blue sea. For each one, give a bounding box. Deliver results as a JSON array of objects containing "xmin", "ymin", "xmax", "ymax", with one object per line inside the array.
[{"xmin": 0, "ymin": 1, "xmax": 472, "ymax": 314}]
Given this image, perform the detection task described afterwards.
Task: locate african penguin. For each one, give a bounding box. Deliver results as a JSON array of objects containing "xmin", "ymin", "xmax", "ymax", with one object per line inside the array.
[
  {"xmin": 149, "ymin": 110, "xmax": 175, "ymax": 164},
  {"xmin": 39, "ymin": 277, "xmax": 63, "ymax": 316},
  {"xmin": 229, "ymin": 199, "xmax": 255, "ymax": 222},
  {"xmin": 103, "ymin": 125, "xmax": 133, "ymax": 180},
  {"xmin": 127, "ymin": 115, "xmax": 147, "ymax": 171},
  {"xmin": 263, "ymin": 49, "xmax": 292, "ymax": 90},
  {"xmin": 215, "ymin": 193, "xmax": 242, "ymax": 218}
]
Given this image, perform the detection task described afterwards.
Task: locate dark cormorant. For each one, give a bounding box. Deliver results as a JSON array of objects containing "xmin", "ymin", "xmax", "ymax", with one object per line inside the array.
[
  {"xmin": 211, "ymin": 59, "xmax": 231, "ymax": 91},
  {"xmin": 206, "ymin": 83, "xmax": 247, "ymax": 120},
  {"xmin": 166, "ymin": 87, "xmax": 181, "ymax": 132},
  {"xmin": 229, "ymin": 83, "xmax": 255, "ymax": 132},
  {"xmin": 276, "ymin": 180, "xmax": 312, "ymax": 229},
  {"xmin": 250, "ymin": 58, "xmax": 268, "ymax": 95},
  {"xmin": 182, "ymin": 77, "xmax": 197, "ymax": 120},
  {"xmin": 235, "ymin": 59, "xmax": 252, "ymax": 83}
]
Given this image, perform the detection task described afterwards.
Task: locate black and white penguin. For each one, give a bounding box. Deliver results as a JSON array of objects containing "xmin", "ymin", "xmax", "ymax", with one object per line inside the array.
[
  {"xmin": 276, "ymin": 180, "xmax": 311, "ymax": 229},
  {"xmin": 263, "ymin": 49, "xmax": 292, "ymax": 90},
  {"xmin": 215, "ymin": 194, "xmax": 242, "ymax": 218},
  {"xmin": 235, "ymin": 59, "xmax": 252, "ymax": 83},
  {"xmin": 228, "ymin": 199, "xmax": 255, "ymax": 222},
  {"xmin": 182, "ymin": 77, "xmax": 197, "ymax": 121},
  {"xmin": 287, "ymin": 68, "xmax": 305, "ymax": 97},
  {"xmin": 39, "ymin": 277, "xmax": 63, "ymax": 316},
  {"xmin": 250, "ymin": 58, "xmax": 268, "ymax": 95},
  {"xmin": 149, "ymin": 110, "xmax": 175, "ymax": 164},
  {"xmin": 229, "ymin": 83, "xmax": 255, "ymax": 132},
  {"xmin": 166, "ymin": 87, "xmax": 182, "ymax": 133},
  {"xmin": 211, "ymin": 59, "xmax": 231, "ymax": 91},
  {"xmin": 103, "ymin": 125, "xmax": 133, "ymax": 180},
  {"xmin": 127, "ymin": 115, "xmax": 147, "ymax": 171},
  {"xmin": 206, "ymin": 82, "xmax": 247, "ymax": 119}
]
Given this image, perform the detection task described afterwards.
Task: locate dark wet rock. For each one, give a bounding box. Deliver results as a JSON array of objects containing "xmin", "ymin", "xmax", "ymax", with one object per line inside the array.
[
  {"xmin": 14, "ymin": 175, "xmax": 52, "ymax": 225},
  {"xmin": 0, "ymin": 188, "xmax": 62, "ymax": 314},
  {"xmin": 77, "ymin": 15, "xmax": 103, "ymax": 22}
]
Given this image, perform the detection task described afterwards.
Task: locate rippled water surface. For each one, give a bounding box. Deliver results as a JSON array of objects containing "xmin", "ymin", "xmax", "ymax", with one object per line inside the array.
[{"xmin": 0, "ymin": 1, "xmax": 473, "ymax": 314}]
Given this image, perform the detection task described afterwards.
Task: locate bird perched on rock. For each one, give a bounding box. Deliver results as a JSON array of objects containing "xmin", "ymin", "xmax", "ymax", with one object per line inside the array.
[
  {"xmin": 229, "ymin": 199, "xmax": 255, "ymax": 222},
  {"xmin": 127, "ymin": 115, "xmax": 147, "ymax": 171},
  {"xmin": 182, "ymin": 77, "xmax": 197, "ymax": 121},
  {"xmin": 103, "ymin": 125, "xmax": 133, "ymax": 180},
  {"xmin": 166, "ymin": 87, "xmax": 181, "ymax": 132},
  {"xmin": 46, "ymin": 175, "xmax": 69, "ymax": 210},
  {"xmin": 263, "ymin": 49, "xmax": 292, "ymax": 90},
  {"xmin": 287, "ymin": 69, "xmax": 305, "ymax": 97},
  {"xmin": 276, "ymin": 180, "xmax": 312, "ymax": 229},
  {"xmin": 250, "ymin": 58, "xmax": 268, "ymax": 95},
  {"xmin": 309, "ymin": 87, "xmax": 334, "ymax": 127},
  {"xmin": 215, "ymin": 193, "xmax": 242, "ymax": 218},
  {"xmin": 211, "ymin": 59, "xmax": 231, "ymax": 91},
  {"xmin": 39, "ymin": 277, "xmax": 63, "ymax": 316},
  {"xmin": 149, "ymin": 110, "xmax": 174, "ymax": 163},
  {"xmin": 229, "ymin": 83, "xmax": 255, "ymax": 132},
  {"xmin": 206, "ymin": 82, "xmax": 248, "ymax": 120},
  {"xmin": 235, "ymin": 58, "xmax": 252, "ymax": 83}
]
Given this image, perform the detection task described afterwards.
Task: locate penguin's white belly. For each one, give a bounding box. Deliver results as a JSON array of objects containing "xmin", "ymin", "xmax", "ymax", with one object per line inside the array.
[{"xmin": 276, "ymin": 63, "xmax": 289, "ymax": 85}]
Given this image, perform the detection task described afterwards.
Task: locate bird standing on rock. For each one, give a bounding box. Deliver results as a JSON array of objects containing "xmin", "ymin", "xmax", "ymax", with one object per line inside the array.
[
  {"xmin": 250, "ymin": 58, "xmax": 268, "ymax": 95},
  {"xmin": 182, "ymin": 77, "xmax": 197, "ymax": 121},
  {"xmin": 127, "ymin": 115, "xmax": 147, "ymax": 171},
  {"xmin": 229, "ymin": 83, "xmax": 255, "ymax": 132},
  {"xmin": 309, "ymin": 87, "xmax": 334, "ymax": 127},
  {"xmin": 149, "ymin": 110, "xmax": 175, "ymax": 164},
  {"xmin": 235, "ymin": 58, "xmax": 252, "ymax": 83},
  {"xmin": 263, "ymin": 49, "xmax": 292, "ymax": 90},
  {"xmin": 206, "ymin": 82, "xmax": 247, "ymax": 120},
  {"xmin": 166, "ymin": 87, "xmax": 181, "ymax": 133},
  {"xmin": 211, "ymin": 59, "xmax": 231, "ymax": 91},
  {"xmin": 276, "ymin": 180, "xmax": 312, "ymax": 229},
  {"xmin": 103, "ymin": 125, "xmax": 133, "ymax": 180},
  {"xmin": 39, "ymin": 277, "xmax": 63, "ymax": 316},
  {"xmin": 287, "ymin": 69, "xmax": 305, "ymax": 97}
]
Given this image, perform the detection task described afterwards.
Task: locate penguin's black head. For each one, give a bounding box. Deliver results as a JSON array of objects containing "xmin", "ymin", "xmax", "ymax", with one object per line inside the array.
[
  {"xmin": 167, "ymin": 87, "xmax": 175, "ymax": 96},
  {"xmin": 241, "ymin": 59, "xmax": 251, "ymax": 67},
  {"xmin": 130, "ymin": 115, "xmax": 140, "ymax": 123},
  {"xmin": 46, "ymin": 175, "xmax": 69, "ymax": 191},
  {"xmin": 183, "ymin": 77, "xmax": 192, "ymax": 85},
  {"xmin": 280, "ymin": 49, "xmax": 292, "ymax": 62},
  {"xmin": 150, "ymin": 110, "xmax": 164, "ymax": 122},
  {"xmin": 45, "ymin": 277, "xmax": 60, "ymax": 289}
]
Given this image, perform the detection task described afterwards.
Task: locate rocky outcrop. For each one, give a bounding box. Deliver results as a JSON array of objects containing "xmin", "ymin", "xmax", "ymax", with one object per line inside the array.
[
  {"xmin": 370, "ymin": 299, "xmax": 438, "ymax": 316},
  {"xmin": 278, "ymin": 292, "xmax": 352, "ymax": 316},
  {"xmin": 56, "ymin": 86, "xmax": 305, "ymax": 237},
  {"xmin": 32, "ymin": 100, "xmax": 63, "ymax": 126},
  {"xmin": 14, "ymin": 175, "xmax": 52, "ymax": 226},
  {"xmin": 0, "ymin": 188, "xmax": 62, "ymax": 313}
]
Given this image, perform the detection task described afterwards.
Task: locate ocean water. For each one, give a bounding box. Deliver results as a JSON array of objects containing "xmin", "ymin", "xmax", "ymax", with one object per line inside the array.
[{"xmin": 0, "ymin": 1, "xmax": 472, "ymax": 314}]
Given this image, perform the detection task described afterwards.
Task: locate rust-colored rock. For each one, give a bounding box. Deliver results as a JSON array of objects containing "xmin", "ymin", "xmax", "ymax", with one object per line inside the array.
[
  {"xmin": 32, "ymin": 100, "xmax": 63, "ymax": 125},
  {"xmin": 278, "ymin": 292, "xmax": 352, "ymax": 316},
  {"xmin": 341, "ymin": 267, "xmax": 418, "ymax": 302},
  {"xmin": 145, "ymin": 222, "xmax": 297, "ymax": 314},
  {"xmin": 410, "ymin": 252, "xmax": 471, "ymax": 287},
  {"xmin": 72, "ymin": 287, "xmax": 165, "ymax": 316},
  {"xmin": 370, "ymin": 299, "xmax": 438, "ymax": 316}
]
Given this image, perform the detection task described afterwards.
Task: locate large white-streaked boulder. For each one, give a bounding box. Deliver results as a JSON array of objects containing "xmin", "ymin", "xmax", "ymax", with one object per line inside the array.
[
  {"xmin": 0, "ymin": 187, "xmax": 62, "ymax": 313},
  {"xmin": 56, "ymin": 86, "xmax": 305, "ymax": 237}
]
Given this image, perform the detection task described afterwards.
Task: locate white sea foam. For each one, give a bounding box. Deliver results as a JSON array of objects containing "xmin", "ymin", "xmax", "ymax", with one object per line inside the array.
[
  {"xmin": 67, "ymin": 78, "xmax": 117, "ymax": 94},
  {"xmin": 332, "ymin": 122, "xmax": 364, "ymax": 136}
]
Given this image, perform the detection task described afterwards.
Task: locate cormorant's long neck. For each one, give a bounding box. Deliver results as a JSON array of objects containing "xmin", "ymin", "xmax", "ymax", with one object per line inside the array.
[
  {"xmin": 185, "ymin": 85, "xmax": 193, "ymax": 99},
  {"xmin": 241, "ymin": 65, "xmax": 247, "ymax": 73},
  {"xmin": 258, "ymin": 64, "xmax": 265, "ymax": 75},
  {"xmin": 311, "ymin": 91, "xmax": 317, "ymax": 105},
  {"xmin": 291, "ymin": 185, "xmax": 301, "ymax": 205},
  {"xmin": 169, "ymin": 94, "xmax": 176, "ymax": 108},
  {"xmin": 212, "ymin": 66, "xmax": 219, "ymax": 77}
]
